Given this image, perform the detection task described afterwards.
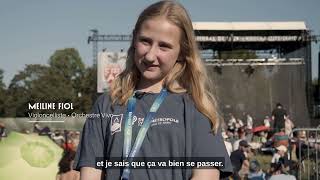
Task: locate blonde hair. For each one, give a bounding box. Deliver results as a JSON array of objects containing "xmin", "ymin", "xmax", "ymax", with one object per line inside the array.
[{"xmin": 110, "ymin": 0, "xmax": 220, "ymax": 132}]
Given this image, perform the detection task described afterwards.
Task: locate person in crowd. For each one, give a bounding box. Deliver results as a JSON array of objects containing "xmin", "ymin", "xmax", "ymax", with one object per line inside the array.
[
  {"xmin": 57, "ymin": 150, "xmax": 80, "ymax": 180},
  {"xmin": 246, "ymin": 113, "xmax": 253, "ymax": 132},
  {"xmin": 271, "ymin": 145, "xmax": 288, "ymax": 164},
  {"xmin": 284, "ymin": 115, "xmax": 294, "ymax": 137},
  {"xmin": 294, "ymin": 130, "xmax": 320, "ymax": 162},
  {"xmin": 269, "ymin": 162, "xmax": 296, "ymax": 180},
  {"xmin": 33, "ymin": 122, "xmax": 52, "ymax": 136},
  {"xmin": 259, "ymin": 131, "xmax": 267, "ymax": 144},
  {"xmin": 62, "ymin": 139, "xmax": 76, "ymax": 152},
  {"xmin": 33, "ymin": 122, "xmax": 41, "ymax": 133},
  {"xmin": 272, "ymin": 129, "xmax": 289, "ymax": 148},
  {"xmin": 51, "ymin": 130, "xmax": 65, "ymax": 146},
  {"xmin": 227, "ymin": 113, "xmax": 237, "ymax": 134},
  {"xmin": 263, "ymin": 116, "xmax": 271, "ymax": 128},
  {"xmin": 72, "ymin": 131, "xmax": 80, "ymax": 149},
  {"xmin": 263, "ymin": 116, "xmax": 271, "ymax": 138},
  {"xmin": 247, "ymin": 160, "xmax": 266, "ymax": 180},
  {"xmin": 272, "ymin": 103, "xmax": 287, "ymax": 133},
  {"xmin": 222, "ymin": 131, "xmax": 233, "ymax": 156},
  {"xmin": 233, "ymin": 128, "xmax": 247, "ymax": 151},
  {"xmin": 0, "ymin": 122, "xmax": 6, "ymax": 141},
  {"xmin": 235, "ymin": 118, "xmax": 244, "ymax": 135},
  {"xmin": 226, "ymin": 128, "xmax": 237, "ymax": 145},
  {"xmin": 230, "ymin": 140, "xmax": 251, "ymax": 179},
  {"xmin": 73, "ymin": 1, "xmax": 233, "ymax": 179},
  {"xmin": 251, "ymin": 130, "xmax": 268, "ymax": 150}
]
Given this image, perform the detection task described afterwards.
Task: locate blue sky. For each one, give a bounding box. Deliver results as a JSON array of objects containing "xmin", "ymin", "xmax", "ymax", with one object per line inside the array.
[{"xmin": 1, "ymin": 0, "xmax": 319, "ymax": 86}]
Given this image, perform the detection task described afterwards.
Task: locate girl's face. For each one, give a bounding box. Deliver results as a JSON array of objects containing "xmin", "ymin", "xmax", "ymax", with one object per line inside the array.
[{"xmin": 134, "ymin": 17, "xmax": 181, "ymax": 86}]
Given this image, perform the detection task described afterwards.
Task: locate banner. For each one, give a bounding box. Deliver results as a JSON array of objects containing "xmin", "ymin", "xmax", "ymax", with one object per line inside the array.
[{"xmin": 97, "ymin": 51, "xmax": 127, "ymax": 93}]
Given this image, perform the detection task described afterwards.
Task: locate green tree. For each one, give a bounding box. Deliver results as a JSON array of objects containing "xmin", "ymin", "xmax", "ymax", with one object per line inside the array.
[
  {"xmin": 0, "ymin": 69, "xmax": 5, "ymax": 88},
  {"xmin": 5, "ymin": 48, "xmax": 98, "ymax": 117},
  {"xmin": 49, "ymin": 48, "xmax": 85, "ymax": 83},
  {"xmin": 0, "ymin": 69, "xmax": 6, "ymax": 116},
  {"xmin": 5, "ymin": 64, "xmax": 49, "ymax": 116},
  {"xmin": 46, "ymin": 48, "xmax": 86, "ymax": 114},
  {"xmin": 75, "ymin": 66, "xmax": 97, "ymax": 113}
]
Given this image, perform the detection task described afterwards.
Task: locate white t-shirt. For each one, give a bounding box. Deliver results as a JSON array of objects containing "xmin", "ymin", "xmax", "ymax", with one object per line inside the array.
[
  {"xmin": 271, "ymin": 153, "xmax": 281, "ymax": 163},
  {"xmin": 233, "ymin": 138, "xmax": 246, "ymax": 151},
  {"xmin": 228, "ymin": 117, "xmax": 236, "ymax": 129},
  {"xmin": 247, "ymin": 116, "xmax": 253, "ymax": 129},
  {"xmin": 269, "ymin": 174, "xmax": 296, "ymax": 180},
  {"xmin": 285, "ymin": 119, "xmax": 294, "ymax": 136},
  {"xmin": 224, "ymin": 141, "xmax": 233, "ymax": 156},
  {"xmin": 264, "ymin": 119, "xmax": 270, "ymax": 128}
]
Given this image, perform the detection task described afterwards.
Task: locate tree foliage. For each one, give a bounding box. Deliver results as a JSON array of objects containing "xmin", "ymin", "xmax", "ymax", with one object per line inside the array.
[
  {"xmin": 0, "ymin": 69, "xmax": 6, "ymax": 115},
  {"xmin": 5, "ymin": 64, "xmax": 48, "ymax": 116},
  {"xmin": 3, "ymin": 48, "xmax": 98, "ymax": 117}
]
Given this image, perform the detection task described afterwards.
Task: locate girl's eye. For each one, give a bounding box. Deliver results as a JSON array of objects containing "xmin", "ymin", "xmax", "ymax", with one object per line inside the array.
[
  {"xmin": 159, "ymin": 42, "xmax": 172, "ymax": 51},
  {"xmin": 139, "ymin": 38, "xmax": 151, "ymax": 45},
  {"xmin": 159, "ymin": 46, "xmax": 171, "ymax": 52},
  {"xmin": 160, "ymin": 46, "xmax": 170, "ymax": 51}
]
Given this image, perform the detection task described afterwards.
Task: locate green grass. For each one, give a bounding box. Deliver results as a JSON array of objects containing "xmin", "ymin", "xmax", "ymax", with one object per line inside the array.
[{"xmin": 252, "ymin": 153, "xmax": 272, "ymax": 172}]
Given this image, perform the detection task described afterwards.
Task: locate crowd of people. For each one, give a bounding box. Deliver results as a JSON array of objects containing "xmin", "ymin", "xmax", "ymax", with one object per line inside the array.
[
  {"xmin": 33, "ymin": 122, "xmax": 80, "ymax": 152},
  {"xmin": 0, "ymin": 102, "xmax": 318, "ymax": 179},
  {"xmin": 32, "ymin": 122, "xmax": 81, "ymax": 180},
  {"xmin": 222, "ymin": 103, "xmax": 319, "ymax": 179}
]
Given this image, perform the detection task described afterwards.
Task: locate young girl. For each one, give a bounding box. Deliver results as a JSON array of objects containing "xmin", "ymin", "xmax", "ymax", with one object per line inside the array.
[{"xmin": 74, "ymin": 1, "xmax": 232, "ymax": 179}]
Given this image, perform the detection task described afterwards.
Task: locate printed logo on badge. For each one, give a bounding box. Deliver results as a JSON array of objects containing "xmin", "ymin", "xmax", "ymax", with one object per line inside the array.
[
  {"xmin": 110, "ymin": 114, "xmax": 123, "ymax": 135},
  {"xmin": 138, "ymin": 118, "xmax": 144, "ymax": 126}
]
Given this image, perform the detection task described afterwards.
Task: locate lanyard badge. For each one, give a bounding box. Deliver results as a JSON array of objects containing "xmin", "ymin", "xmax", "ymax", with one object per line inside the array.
[{"xmin": 121, "ymin": 88, "xmax": 168, "ymax": 180}]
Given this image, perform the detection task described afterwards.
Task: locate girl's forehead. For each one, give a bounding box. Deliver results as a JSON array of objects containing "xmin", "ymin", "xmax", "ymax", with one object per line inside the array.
[
  {"xmin": 137, "ymin": 17, "xmax": 181, "ymax": 43},
  {"xmin": 139, "ymin": 17, "xmax": 179, "ymax": 33}
]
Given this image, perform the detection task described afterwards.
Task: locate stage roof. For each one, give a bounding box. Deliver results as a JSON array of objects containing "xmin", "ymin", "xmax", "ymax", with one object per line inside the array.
[{"xmin": 192, "ymin": 21, "xmax": 307, "ymax": 31}]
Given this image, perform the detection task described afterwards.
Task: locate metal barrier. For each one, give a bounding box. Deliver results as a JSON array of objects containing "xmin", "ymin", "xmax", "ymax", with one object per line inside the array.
[{"xmin": 289, "ymin": 128, "xmax": 320, "ymax": 180}]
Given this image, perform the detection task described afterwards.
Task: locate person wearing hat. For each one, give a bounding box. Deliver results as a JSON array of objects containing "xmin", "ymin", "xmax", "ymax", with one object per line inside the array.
[
  {"xmin": 230, "ymin": 140, "xmax": 251, "ymax": 179},
  {"xmin": 271, "ymin": 145, "xmax": 288, "ymax": 164}
]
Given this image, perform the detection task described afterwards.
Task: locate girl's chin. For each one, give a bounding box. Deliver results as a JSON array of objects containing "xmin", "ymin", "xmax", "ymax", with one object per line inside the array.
[
  {"xmin": 141, "ymin": 72, "xmax": 161, "ymax": 80},
  {"xmin": 140, "ymin": 75, "xmax": 165, "ymax": 84}
]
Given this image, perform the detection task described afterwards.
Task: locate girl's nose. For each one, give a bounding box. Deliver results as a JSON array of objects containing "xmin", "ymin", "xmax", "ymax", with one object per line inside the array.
[{"xmin": 144, "ymin": 45, "xmax": 157, "ymax": 63}]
